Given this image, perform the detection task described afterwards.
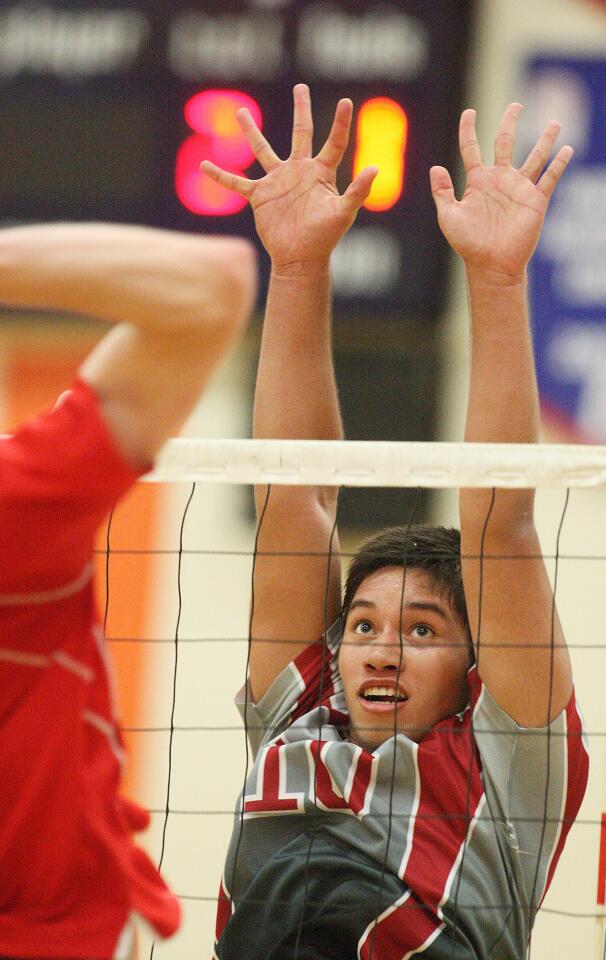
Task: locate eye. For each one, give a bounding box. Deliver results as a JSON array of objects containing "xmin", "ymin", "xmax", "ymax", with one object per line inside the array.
[
  {"xmin": 353, "ymin": 619, "xmax": 373, "ymax": 636},
  {"xmin": 410, "ymin": 623, "xmax": 435, "ymax": 641}
]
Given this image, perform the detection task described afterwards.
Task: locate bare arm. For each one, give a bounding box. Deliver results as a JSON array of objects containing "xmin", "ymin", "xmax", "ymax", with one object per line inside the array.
[
  {"xmin": 431, "ymin": 105, "xmax": 573, "ymax": 726},
  {"xmin": 0, "ymin": 223, "xmax": 256, "ymax": 466},
  {"xmin": 203, "ymin": 85, "xmax": 376, "ymax": 699}
]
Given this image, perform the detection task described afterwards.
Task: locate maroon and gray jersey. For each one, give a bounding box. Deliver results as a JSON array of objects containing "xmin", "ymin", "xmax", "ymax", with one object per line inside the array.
[{"xmin": 215, "ymin": 625, "xmax": 588, "ymax": 960}]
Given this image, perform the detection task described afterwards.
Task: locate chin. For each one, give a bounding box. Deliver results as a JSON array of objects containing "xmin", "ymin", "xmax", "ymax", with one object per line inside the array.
[
  {"xmin": 351, "ymin": 725, "xmax": 401, "ymax": 751},
  {"xmin": 351, "ymin": 720, "xmax": 429, "ymax": 751}
]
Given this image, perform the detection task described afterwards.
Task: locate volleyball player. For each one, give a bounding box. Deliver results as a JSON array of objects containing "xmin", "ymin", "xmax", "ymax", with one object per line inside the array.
[
  {"xmin": 203, "ymin": 86, "xmax": 588, "ymax": 958},
  {"xmin": 0, "ymin": 223, "xmax": 256, "ymax": 960}
]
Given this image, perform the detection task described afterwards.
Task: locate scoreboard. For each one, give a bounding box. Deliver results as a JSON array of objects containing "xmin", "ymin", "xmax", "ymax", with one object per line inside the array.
[{"xmin": 0, "ymin": 0, "xmax": 474, "ymax": 315}]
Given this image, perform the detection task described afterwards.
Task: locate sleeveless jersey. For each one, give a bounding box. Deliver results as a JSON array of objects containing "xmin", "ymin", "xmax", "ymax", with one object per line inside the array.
[
  {"xmin": 0, "ymin": 379, "xmax": 180, "ymax": 959},
  {"xmin": 215, "ymin": 623, "xmax": 588, "ymax": 960}
]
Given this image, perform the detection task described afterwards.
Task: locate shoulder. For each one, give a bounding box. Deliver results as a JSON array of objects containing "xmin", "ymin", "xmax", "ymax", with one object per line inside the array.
[
  {"xmin": 0, "ymin": 379, "xmax": 143, "ymax": 595},
  {"xmin": 468, "ymin": 667, "xmax": 588, "ymax": 809},
  {"xmin": 0, "ymin": 378, "xmax": 142, "ymax": 497},
  {"xmin": 239, "ymin": 628, "xmax": 346, "ymax": 754}
]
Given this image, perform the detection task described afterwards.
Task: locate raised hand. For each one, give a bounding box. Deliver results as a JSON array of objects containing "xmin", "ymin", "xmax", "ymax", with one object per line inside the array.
[
  {"xmin": 201, "ymin": 84, "xmax": 378, "ymax": 269},
  {"xmin": 430, "ymin": 103, "xmax": 572, "ymax": 279}
]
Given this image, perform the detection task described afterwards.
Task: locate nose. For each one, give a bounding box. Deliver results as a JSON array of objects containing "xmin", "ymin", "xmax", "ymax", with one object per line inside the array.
[{"xmin": 364, "ymin": 627, "xmax": 405, "ymax": 672}]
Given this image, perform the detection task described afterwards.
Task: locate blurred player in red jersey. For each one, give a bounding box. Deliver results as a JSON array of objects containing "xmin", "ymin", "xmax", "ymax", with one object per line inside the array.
[{"xmin": 0, "ymin": 223, "xmax": 256, "ymax": 960}]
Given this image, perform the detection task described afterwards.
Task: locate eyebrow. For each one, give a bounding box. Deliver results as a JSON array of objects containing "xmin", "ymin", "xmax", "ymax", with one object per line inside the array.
[{"xmin": 348, "ymin": 598, "xmax": 450, "ymax": 621}]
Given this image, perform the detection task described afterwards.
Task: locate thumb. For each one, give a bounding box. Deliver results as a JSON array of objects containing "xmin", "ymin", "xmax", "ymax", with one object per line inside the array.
[
  {"xmin": 341, "ymin": 166, "xmax": 379, "ymax": 216},
  {"xmin": 429, "ymin": 165, "xmax": 456, "ymax": 215}
]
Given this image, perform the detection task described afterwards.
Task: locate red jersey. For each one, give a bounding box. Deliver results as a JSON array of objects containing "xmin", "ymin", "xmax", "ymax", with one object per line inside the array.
[{"xmin": 0, "ymin": 379, "xmax": 180, "ymax": 959}]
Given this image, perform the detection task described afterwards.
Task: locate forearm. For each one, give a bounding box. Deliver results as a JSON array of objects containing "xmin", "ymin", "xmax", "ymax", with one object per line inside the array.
[
  {"xmin": 461, "ymin": 267, "xmax": 538, "ymax": 533},
  {"xmin": 464, "ymin": 267, "xmax": 539, "ymax": 446},
  {"xmin": 0, "ymin": 222, "xmax": 255, "ymax": 335},
  {"xmin": 254, "ymin": 262, "xmax": 343, "ymax": 442}
]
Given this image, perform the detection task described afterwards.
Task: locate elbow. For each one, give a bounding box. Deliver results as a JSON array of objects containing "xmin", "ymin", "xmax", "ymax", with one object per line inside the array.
[
  {"xmin": 168, "ymin": 236, "xmax": 257, "ymax": 348},
  {"xmin": 203, "ymin": 237, "xmax": 257, "ymax": 342},
  {"xmin": 460, "ymin": 488, "xmax": 537, "ymax": 548}
]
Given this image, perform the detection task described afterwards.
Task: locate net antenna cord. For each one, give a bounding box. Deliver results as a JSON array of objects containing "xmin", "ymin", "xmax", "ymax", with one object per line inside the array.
[{"xmin": 144, "ymin": 439, "xmax": 606, "ymax": 489}]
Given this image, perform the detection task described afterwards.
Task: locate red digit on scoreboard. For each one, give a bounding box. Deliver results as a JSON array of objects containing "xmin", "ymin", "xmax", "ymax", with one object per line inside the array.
[
  {"xmin": 175, "ymin": 89, "xmax": 263, "ymax": 216},
  {"xmin": 354, "ymin": 98, "xmax": 409, "ymax": 213}
]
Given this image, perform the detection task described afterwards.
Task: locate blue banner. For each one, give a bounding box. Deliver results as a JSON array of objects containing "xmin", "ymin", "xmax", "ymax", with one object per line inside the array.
[{"xmin": 525, "ymin": 56, "xmax": 606, "ymax": 441}]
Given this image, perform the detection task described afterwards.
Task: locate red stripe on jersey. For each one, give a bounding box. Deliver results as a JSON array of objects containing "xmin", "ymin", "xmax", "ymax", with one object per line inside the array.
[
  {"xmin": 215, "ymin": 876, "xmax": 232, "ymax": 944},
  {"xmin": 540, "ymin": 694, "xmax": 589, "ymax": 906},
  {"xmin": 348, "ymin": 751, "xmax": 375, "ymax": 816},
  {"xmin": 402, "ymin": 718, "xmax": 483, "ymax": 913},
  {"xmin": 358, "ymin": 890, "xmax": 443, "ymax": 960},
  {"xmin": 598, "ymin": 814, "xmax": 606, "ymax": 906}
]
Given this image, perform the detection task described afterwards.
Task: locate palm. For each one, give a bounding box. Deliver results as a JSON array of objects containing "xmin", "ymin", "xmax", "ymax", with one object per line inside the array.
[
  {"xmin": 431, "ymin": 104, "xmax": 571, "ymax": 278},
  {"xmin": 248, "ymin": 159, "xmax": 352, "ymax": 263},
  {"xmin": 440, "ymin": 166, "xmax": 547, "ymax": 275},
  {"xmin": 201, "ymin": 86, "xmax": 376, "ymax": 268}
]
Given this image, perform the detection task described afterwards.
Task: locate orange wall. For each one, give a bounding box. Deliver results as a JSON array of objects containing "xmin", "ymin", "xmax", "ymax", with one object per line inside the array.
[{"xmin": 1, "ymin": 324, "xmax": 158, "ymax": 797}]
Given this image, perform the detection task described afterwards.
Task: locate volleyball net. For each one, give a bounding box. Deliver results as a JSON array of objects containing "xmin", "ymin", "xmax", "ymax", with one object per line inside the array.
[{"xmin": 100, "ymin": 439, "xmax": 606, "ymax": 960}]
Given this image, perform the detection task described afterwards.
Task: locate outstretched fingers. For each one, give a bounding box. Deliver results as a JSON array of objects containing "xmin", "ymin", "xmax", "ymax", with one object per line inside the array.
[
  {"xmin": 494, "ymin": 102, "xmax": 523, "ymax": 166},
  {"xmin": 316, "ymin": 98, "xmax": 354, "ymax": 171},
  {"xmin": 459, "ymin": 108, "xmax": 483, "ymax": 173},
  {"xmin": 290, "ymin": 83, "xmax": 314, "ymax": 160},
  {"xmin": 537, "ymin": 144, "xmax": 574, "ymax": 199},
  {"xmin": 520, "ymin": 120, "xmax": 561, "ymax": 182},
  {"xmin": 200, "ymin": 160, "xmax": 256, "ymax": 198},
  {"xmin": 237, "ymin": 107, "xmax": 280, "ymax": 173}
]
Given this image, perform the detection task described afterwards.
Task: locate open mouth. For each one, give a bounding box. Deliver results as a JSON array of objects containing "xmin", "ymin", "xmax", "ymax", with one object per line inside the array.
[{"xmin": 359, "ymin": 685, "xmax": 408, "ymax": 706}]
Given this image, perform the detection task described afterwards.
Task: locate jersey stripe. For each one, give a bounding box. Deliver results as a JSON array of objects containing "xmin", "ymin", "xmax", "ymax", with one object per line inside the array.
[
  {"xmin": 438, "ymin": 793, "xmax": 487, "ymax": 916},
  {"xmin": 83, "ymin": 710, "xmax": 126, "ymax": 767},
  {"xmin": 359, "ymin": 752, "xmax": 484, "ymax": 958},
  {"xmin": 398, "ymin": 741, "xmax": 420, "ymax": 878},
  {"xmin": 401, "ymin": 720, "xmax": 484, "ymax": 914},
  {"xmin": 539, "ymin": 695, "xmax": 590, "ymax": 906},
  {"xmin": 0, "ymin": 561, "xmax": 94, "ymax": 606},
  {"xmin": 0, "ymin": 647, "xmax": 48, "ymax": 668},
  {"xmin": 357, "ymin": 889, "xmax": 443, "ymax": 960},
  {"xmin": 52, "ymin": 650, "xmax": 93, "ymax": 682},
  {"xmin": 0, "ymin": 646, "xmax": 93, "ymax": 682},
  {"xmin": 214, "ymin": 874, "xmax": 233, "ymax": 945}
]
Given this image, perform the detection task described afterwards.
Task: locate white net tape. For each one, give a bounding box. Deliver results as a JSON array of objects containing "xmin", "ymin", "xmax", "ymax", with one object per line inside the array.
[{"xmin": 145, "ymin": 439, "xmax": 606, "ymax": 488}]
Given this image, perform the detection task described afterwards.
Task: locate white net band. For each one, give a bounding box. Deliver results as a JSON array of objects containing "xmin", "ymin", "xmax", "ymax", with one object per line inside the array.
[{"xmin": 145, "ymin": 438, "xmax": 606, "ymax": 488}]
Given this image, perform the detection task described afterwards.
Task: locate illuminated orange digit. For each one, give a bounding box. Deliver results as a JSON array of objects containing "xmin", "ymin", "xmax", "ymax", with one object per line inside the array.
[
  {"xmin": 175, "ymin": 89, "xmax": 262, "ymax": 216},
  {"xmin": 353, "ymin": 98, "xmax": 408, "ymax": 213}
]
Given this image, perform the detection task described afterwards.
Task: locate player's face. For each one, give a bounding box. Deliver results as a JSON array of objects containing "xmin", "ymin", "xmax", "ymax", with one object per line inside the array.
[{"xmin": 338, "ymin": 566, "xmax": 471, "ymax": 752}]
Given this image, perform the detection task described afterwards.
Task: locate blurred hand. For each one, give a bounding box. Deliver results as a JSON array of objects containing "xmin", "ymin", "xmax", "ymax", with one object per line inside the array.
[
  {"xmin": 201, "ymin": 84, "xmax": 378, "ymax": 271},
  {"xmin": 430, "ymin": 103, "xmax": 572, "ymax": 280}
]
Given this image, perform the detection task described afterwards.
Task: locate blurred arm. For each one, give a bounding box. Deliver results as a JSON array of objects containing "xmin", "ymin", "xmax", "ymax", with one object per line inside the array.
[{"xmin": 0, "ymin": 223, "xmax": 256, "ymax": 467}]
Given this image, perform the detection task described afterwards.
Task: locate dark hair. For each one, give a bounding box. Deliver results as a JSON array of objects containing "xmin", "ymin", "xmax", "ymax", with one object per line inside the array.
[{"xmin": 342, "ymin": 525, "xmax": 470, "ymax": 638}]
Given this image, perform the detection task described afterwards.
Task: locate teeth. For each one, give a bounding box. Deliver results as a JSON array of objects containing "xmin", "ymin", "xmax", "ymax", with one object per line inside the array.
[
  {"xmin": 366, "ymin": 686, "xmax": 394, "ymax": 697},
  {"xmin": 362, "ymin": 686, "xmax": 407, "ymax": 702}
]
